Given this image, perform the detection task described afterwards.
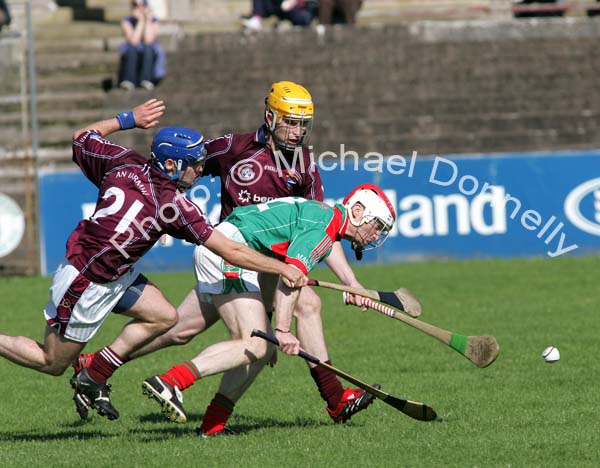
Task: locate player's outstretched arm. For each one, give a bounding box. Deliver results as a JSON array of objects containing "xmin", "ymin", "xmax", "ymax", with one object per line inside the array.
[
  {"xmin": 204, "ymin": 231, "xmax": 307, "ymax": 288},
  {"xmin": 72, "ymin": 99, "xmax": 165, "ymax": 140}
]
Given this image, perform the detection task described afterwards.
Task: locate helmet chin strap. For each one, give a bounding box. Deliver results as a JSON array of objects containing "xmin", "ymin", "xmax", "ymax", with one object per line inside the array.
[
  {"xmin": 348, "ymin": 210, "xmax": 366, "ymax": 260},
  {"xmin": 175, "ymin": 171, "xmax": 193, "ymax": 192},
  {"xmin": 352, "ymin": 241, "xmax": 363, "ymax": 261},
  {"xmin": 176, "ymin": 180, "xmax": 192, "ymax": 192}
]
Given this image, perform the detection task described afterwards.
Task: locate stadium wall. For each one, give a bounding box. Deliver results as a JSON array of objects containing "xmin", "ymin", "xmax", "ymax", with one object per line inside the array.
[{"xmin": 37, "ymin": 150, "xmax": 600, "ymax": 275}]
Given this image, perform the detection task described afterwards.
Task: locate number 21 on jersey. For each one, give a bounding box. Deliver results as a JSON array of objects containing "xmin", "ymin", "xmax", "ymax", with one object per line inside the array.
[{"xmin": 90, "ymin": 186, "xmax": 144, "ymax": 233}]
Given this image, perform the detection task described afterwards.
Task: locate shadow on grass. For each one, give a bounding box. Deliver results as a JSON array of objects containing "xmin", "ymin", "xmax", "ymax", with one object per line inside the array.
[
  {"xmin": 133, "ymin": 412, "xmax": 333, "ymax": 441},
  {"xmin": 0, "ymin": 429, "xmax": 112, "ymax": 442}
]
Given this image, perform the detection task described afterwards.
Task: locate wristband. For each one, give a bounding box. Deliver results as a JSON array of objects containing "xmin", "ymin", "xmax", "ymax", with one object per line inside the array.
[
  {"xmin": 274, "ymin": 328, "xmax": 290, "ymax": 334},
  {"xmin": 116, "ymin": 111, "xmax": 136, "ymax": 130}
]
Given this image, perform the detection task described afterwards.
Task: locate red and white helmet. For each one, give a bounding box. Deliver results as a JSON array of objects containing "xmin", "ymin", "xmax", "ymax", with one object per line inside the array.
[{"xmin": 343, "ymin": 184, "xmax": 396, "ymax": 252}]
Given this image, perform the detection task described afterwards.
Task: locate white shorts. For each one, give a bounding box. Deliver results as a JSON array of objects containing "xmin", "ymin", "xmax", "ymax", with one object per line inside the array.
[
  {"xmin": 44, "ymin": 260, "xmax": 139, "ymax": 343},
  {"xmin": 194, "ymin": 222, "xmax": 261, "ymax": 298}
]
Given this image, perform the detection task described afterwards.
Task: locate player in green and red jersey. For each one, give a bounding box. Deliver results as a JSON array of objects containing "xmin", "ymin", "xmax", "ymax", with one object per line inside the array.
[{"xmin": 142, "ymin": 184, "xmax": 396, "ymax": 436}]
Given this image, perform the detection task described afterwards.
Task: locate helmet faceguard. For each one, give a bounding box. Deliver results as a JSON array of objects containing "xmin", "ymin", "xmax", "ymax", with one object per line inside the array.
[
  {"xmin": 343, "ymin": 184, "xmax": 396, "ymax": 258},
  {"xmin": 151, "ymin": 126, "xmax": 206, "ymax": 190},
  {"xmin": 265, "ymin": 81, "xmax": 314, "ymax": 153}
]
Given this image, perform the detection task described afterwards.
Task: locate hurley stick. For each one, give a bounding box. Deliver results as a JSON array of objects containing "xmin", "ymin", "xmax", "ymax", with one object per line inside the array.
[
  {"xmin": 343, "ymin": 293, "xmax": 499, "ymax": 368},
  {"xmin": 251, "ymin": 329, "xmax": 437, "ymax": 422}
]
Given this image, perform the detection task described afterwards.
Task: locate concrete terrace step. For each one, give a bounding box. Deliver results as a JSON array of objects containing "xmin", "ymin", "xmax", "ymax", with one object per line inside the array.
[
  {"xmin": 0, "ymin": 108, "xmax": 112, "ymax": 128},
  {"xmin": 357, "ymin": 0, "xmax": 507, "ymax": 22},
  {"xmin": 0, "ymin": 147, "xmax": 76, "ymax": 167},
  {"xmin": 355, "ymin": 1, "xmax": 600, "ymax": 22},
  {"xmin": 362, "ymin": 110, "xmax": 600, "ymax": 135},
  {"xmin": 34, "ymin": 37, "xmax": 122, "ymax": 53},
  {"xmin": 29, "ymin": 90, "xmax": 107, "ymax": 113},
  {"xmin": 36, "ymin": 73, "xmax": 115, "ymax": 94},
  {"xmin": 34, "ymin": 21, "xmax": 121, "ymax": 41},
  {"xmin": 86, "ymin": 0, "xmax": 133, "ymax": 23},
  {"xmin": 4, "ymin": 0, "xmax": 58, "ymax": 31},
  {"xmin": 365, "ymin": 126, "xmax": 600, "ymax": 155},
  {"xmin": 0, "ymin": 124, "xmax": 86, "ymax": 149},
  {"xmin": 371, "ymin": 94, "xmax": 600, "ymax": 116},
  {"xmin": 35, "ymin": 50, "xmax": 117, "ymax": 75}
]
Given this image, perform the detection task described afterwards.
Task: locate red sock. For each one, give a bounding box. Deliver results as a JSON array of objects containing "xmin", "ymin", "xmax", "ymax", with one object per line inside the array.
[
  {"xmin": 310, "ymin": 361, "xmax": 344, "ymax": 409},
  {"xmin": 200, "ymin": 393, "xmax": 235, "ymax": 435},
  {"xmin": 87, "ymin": 347, "xmax": 124, "ymax": 384},
  {"xmin": 160, "ymin": 361, "xmax": 201, "ymax": 391}
]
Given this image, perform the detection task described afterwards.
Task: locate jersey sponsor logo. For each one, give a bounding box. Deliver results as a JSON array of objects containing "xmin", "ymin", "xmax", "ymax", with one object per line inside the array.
[
  {"xmin": 238, "ymin": 189, "xmax": 251, "ymax": 203},
  {"xmin": 236, "ymin": 190, "xmax": 274, "ymax": 205},
  {"xmin": 0, "ymin": 192, "xmax": 25, "ymax": 258},
  {"xmin": 253, "ymin": 194, "xmax": 276, "ymax": 203},
  {"xmin": 264, "ymin": 165, "xmax": 279, "ymax": 172},
  {"xmin": 564, "ymin": 177, "xmax": 600, "ymax": 236}
]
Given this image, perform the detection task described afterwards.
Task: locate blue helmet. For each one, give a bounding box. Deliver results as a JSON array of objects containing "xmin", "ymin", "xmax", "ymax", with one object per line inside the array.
[{"xmin": 150, "ymin": 126, "xmax": 206, "ymax": 181}]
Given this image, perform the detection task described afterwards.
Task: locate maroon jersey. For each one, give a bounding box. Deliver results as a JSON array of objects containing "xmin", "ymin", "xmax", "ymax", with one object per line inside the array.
[
  {"xmin": 203, "ymin": 125, "xmax": 324, "ymax": 220},
  {"xmin": 66, "ymin": 131, "xmax": 214, "ymax": 283}
]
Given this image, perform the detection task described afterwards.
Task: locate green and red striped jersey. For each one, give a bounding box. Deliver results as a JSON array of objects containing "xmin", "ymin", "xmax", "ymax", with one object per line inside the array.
[{"xmin": 225, "ymin": 197, "xmax": 349, "ymax": 274}]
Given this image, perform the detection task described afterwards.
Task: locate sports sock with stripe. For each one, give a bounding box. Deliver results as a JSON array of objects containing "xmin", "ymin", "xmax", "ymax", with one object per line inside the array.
[
  {"xmin": 160, "ymin": 361, "xmax": 201, "ymax": 391},
  {"xmin": 87, "ymin": 347, "xmax": 124, "ymax": 384}
]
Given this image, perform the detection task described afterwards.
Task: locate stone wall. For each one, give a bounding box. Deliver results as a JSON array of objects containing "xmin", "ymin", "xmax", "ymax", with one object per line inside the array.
[{"xmin": 111, "ymin": 19, "xmax": 600, "ymax": 158}]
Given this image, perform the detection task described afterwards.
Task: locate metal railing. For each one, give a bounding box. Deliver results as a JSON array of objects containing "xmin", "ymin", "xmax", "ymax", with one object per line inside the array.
[{"xmin": 0, "ymin": 1, "xmax": 39, "ymax": 275}]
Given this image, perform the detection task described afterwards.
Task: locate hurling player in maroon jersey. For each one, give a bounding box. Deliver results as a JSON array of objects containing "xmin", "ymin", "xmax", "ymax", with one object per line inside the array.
[
  {"xmin": 0, "ymin": 99, "xmax": 305, "ymax": 421},
  {"xmin": 114, "ymin": 82, "xmax": 378, "ymax": 430}
]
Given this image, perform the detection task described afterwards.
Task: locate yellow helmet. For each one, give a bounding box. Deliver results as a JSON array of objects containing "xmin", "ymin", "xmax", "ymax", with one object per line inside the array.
[
  {"xmin": 265, "ymin": 81, "xmax": 314, "ymax": 152},
  {"xmin": 266, "ymin": 81, "xmax": 314, "ymax": 121}
]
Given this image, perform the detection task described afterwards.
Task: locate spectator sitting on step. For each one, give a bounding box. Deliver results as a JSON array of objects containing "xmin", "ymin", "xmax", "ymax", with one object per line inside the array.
[
  {"xmin": 118, "ymin": 0, "xmax": 166, "ymax": 91},
  {"xmin": 0, "ymin": 0, "xmax": 11, "ymax": 31},
  {"xmin": 242, "ymin": 0, "xmax": 314, "ymax": 31},
  {"xmin": 318, "ymin": 0, "xmax": 363, "ymax": 25}
]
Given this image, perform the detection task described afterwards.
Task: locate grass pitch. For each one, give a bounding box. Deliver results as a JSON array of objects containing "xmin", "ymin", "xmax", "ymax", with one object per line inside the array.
[{"xmin": 0, "ymin": 256, "xmax": 599, "ymax": 467}]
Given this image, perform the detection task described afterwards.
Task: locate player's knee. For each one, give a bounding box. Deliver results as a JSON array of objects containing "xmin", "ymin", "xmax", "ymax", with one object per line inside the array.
[
  {"xmin": 46, "ymin": 365, "xmax": 67, "ymax": 376},
  {"xmin": 43, "ymin": 359, "xmax": 70, "ymax": 376},
  {"xmin": 294, "ymin": 289, "xmax": 322, "ymax": 319},
  {"xmin": 154, "ymin": 306, "xmax": 178, "ymax": 333},
  {"xmin": 162, "ymin": 312, "xmax": 179, "ymax": 332},
  {"xmin": 168, "ymin": 326, "xmax": 199, "ymax": 346},
  {"xmin": 23, "ymin": 336, "xmax": 69, "ymax": 375}
]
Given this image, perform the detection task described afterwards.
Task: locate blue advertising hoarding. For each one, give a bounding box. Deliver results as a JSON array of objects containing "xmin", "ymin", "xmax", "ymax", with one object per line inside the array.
[{"xmin": 38, "ymin": 150, "xmax": 600, "ymax": 275}]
